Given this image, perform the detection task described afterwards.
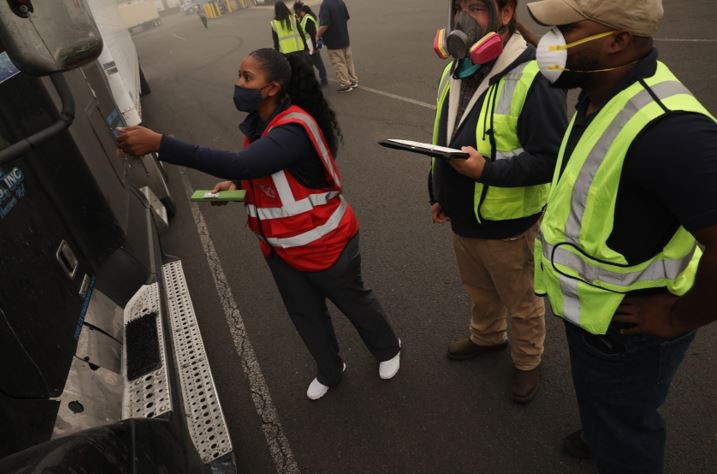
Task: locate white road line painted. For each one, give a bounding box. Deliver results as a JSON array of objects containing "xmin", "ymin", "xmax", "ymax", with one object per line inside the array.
[
  {"xmin": 655, "ymin": 38, "xmax": 717, "ymax": 43},
  {"xmin": 171, "ymin": 32, "xmax": 187, "ymax": 41},
  {"xmin": 354, "ymin": 84, "xmax": 437, "ymax": 110},
  {"xmin": 329, "ymin": 79, "xmax": 436, "ymax": 110},
  {"xmin": 180, "ymin": 170, "xmax": 300, "ymax": 474}
]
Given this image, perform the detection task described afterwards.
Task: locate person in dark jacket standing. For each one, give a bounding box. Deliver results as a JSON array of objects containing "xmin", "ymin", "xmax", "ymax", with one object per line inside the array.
[
  {"xmin": 117, "ymin": 49, "xmax": 401, "ymax": 401},
  {"xmin": 429, "ymin": 0, "xmax": 567, "ymax": 404},
  {"xmin": 318, "ymin": 0, "xmax": 358, "ymax": 92}
]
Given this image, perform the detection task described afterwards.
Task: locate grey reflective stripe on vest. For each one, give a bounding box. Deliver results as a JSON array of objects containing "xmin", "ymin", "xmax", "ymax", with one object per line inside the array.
[
  {"xmin": 559, "ymin": 274, "xmax": 581, "ymax": 325},
  {"xmin": 263, "ymin": 196, "xmax": 349, "ymax": 248},
  {"xmin": 541, "ymin": 238, "xmax": 698, "ymax": 287},
  {"xmin": 565, "ymin": 81, "xmax": 691, "ymax": 238},
  {"xmin": 496, "ymin": 62, "xmax": 530, "ymax": 115},
  {"xmin": 278, "ymin": 31, "xmax": 302, "ymax": 42},
  {"xmin": 246, "ymin": 190, "xmax": 342, "ymax": 219},
  {"xmin": 275, "ymin": 111, "xmax": 342, "ymax": 187},
  {"xmin": 495, "ymin": 147, "xmax": 524, "ymax": 160},
  {"xmin": 271, "ymin": 170, "xmax": 296, "ymax": 204}
]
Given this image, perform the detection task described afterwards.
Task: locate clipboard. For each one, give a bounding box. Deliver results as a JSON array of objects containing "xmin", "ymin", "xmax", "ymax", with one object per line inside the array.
[
  {"xmin": 190, "ymin": 189, "xmax": 246, "ymax": 202},
  {"xmin": 379, "ymin": 139, "xmax": 469, "ymax": 160}
]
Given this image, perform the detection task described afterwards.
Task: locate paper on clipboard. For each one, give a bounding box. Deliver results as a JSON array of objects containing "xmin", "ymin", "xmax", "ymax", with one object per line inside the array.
[{"xmin": 379, "ymin": 139, "xmax": 469, "ymax": 160}]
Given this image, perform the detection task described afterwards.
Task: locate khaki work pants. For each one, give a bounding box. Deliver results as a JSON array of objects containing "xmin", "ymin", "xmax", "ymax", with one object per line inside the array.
[
  {"xmin": 451, "ymin": 221, "xmax": 545, "ymax": 370},
  {"xmin": 327, "ymin": 47, "xmax": 358, "ymax": 87}
]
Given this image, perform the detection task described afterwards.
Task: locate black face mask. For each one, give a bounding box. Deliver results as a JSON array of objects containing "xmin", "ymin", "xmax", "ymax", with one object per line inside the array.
[{"xmin": 233, "ymin": 85, "xmax": 265, "ymax": 112}]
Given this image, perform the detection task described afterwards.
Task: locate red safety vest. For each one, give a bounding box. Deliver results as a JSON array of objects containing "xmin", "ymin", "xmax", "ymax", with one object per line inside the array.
[{"xmin": 241, "ymin": 105, "xmax": 358, "ymax": 271}]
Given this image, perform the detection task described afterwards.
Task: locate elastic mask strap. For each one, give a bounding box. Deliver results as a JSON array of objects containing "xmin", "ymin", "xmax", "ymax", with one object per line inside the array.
[
  {"xmin": 550, "ymin": 30, "xmax": 616, "ymax": 51},
  {"xmin": 565, "ymin": 59, "xmax": 640, "ymax": 74}
]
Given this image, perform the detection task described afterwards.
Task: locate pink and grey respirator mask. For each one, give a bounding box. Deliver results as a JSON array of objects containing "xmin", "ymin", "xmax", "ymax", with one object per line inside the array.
[{"xmin": 433, "ymin": 0, "xmax": 503, "ymax": 78}]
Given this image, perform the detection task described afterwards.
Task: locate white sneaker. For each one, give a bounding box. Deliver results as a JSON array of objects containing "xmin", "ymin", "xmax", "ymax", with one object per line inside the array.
[
  {"xmin": 306, "ymin": 362, "xmax": 346, "ymax": 400},
  {"xmin": 379, "ymin": 338, "xmax": 401, "ymax": 380}
]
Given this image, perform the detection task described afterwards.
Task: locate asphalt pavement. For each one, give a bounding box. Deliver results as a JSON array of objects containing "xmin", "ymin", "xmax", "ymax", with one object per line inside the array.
[{"xmin": 134, "ymin": 1, "xmax": 717, "ymax": 472}]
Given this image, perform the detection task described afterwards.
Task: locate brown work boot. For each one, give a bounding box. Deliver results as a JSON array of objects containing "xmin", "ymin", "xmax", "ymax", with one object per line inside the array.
[
  {"xmin": 511, "ymin": 366, "xmax": 540, "ymax": 404},
  {"xmin": 447, "ymin": 337, "xmax": 508, "ymax": 360}
]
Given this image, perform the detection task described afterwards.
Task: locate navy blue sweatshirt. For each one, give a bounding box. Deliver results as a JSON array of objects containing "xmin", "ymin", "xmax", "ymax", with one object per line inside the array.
[{"xmin": 158, "ymin": 97, "xmax": 329, "ymax": 188}]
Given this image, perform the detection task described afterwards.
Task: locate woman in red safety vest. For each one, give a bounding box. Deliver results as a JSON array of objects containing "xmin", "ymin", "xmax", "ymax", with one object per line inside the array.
[{"xmin": 117, "ymin": 48, "xmax": 401, "ymax": 401}]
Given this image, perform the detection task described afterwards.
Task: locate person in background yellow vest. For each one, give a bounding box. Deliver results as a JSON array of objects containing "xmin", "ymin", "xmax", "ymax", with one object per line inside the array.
[
  {"xmin": 527, "ymin": 0, "xmax": 717, "ymax": 471},
  {"xmin": 271, "ymin": 1, "xmax": 306, "ymax": 55},
  {"xmin": 429, "ymin": 0, "xmax": 567, "ymax": 404},
  {"xmin": 294, "ymin": 1, "xmax": 328, "ymax": 86}
]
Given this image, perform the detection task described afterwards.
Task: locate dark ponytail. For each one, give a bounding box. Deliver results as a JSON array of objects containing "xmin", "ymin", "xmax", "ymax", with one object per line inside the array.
[
  {"xmin": 250, "ymin": 48, "xmax": 342, "ymax": 156},
  {"xmin": 300, "ymin": 5, "xmax": 318, "ymax": 20},
  {"xmin": 274, "ymin": 1, "xmax": 294, "ymax": 31}
]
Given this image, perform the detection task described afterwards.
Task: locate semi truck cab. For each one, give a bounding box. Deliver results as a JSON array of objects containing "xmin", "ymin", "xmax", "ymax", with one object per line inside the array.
[{"xmin": 0, "ymin": 2, "xmax": 235, "ymax": 472}]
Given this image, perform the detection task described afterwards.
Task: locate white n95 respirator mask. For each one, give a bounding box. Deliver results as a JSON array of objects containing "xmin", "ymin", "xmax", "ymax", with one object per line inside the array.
[{"xmin": 536, "ymin": 27, "xmax": 617, "ymax": 85}]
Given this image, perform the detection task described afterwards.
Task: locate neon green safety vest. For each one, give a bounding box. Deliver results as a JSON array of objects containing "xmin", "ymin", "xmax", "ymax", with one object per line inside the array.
[
  {"xmin": 432, "ymin": 60, "xmax": 550, "ymax": 222},
  {"xmin": 535, "ymin": 61, "xmax": 716, "ymax": 335},
  {"xmin": 271, "ymin": 16, "xmax": 304, "ymax": 54},
  {"xmin": 300, "ymin": 14, "xmax": 317, "ymax": 39}
]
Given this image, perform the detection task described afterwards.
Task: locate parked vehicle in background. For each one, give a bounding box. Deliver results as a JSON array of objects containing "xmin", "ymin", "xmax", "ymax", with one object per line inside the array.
[{"xmin": 182, "ymin": 1, "xmax": 200, "ymax": 14}]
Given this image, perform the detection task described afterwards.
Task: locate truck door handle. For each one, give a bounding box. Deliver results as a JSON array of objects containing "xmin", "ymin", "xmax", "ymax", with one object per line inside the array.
[{"xmin": 56, "ymin": 240, "xmax": 78, "ymax": 279}]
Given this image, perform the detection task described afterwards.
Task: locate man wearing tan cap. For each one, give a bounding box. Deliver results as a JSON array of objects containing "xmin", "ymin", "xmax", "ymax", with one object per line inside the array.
[{"xmin": 526, "ymin": 0, "xmax": 717, "ymax": 472}]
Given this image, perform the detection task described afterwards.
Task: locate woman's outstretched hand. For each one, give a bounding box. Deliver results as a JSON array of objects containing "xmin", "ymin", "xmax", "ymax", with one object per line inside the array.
[
  {"xmin": 116, "ymin": 126, "xmax": 163, "ymax": 156},
  {"xmin": 210, "ymin": 180, "xmax": 237, "ymax": 206}
]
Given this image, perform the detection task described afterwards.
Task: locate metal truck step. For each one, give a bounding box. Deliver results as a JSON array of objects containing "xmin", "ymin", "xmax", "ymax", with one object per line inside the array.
[
  {"xmin": 122, "ymin": 282, "xmax": 173, "ymax": 420},
  {"xmin": 162, "ymin": 260, "xmax": 233, "ymax": 463}
]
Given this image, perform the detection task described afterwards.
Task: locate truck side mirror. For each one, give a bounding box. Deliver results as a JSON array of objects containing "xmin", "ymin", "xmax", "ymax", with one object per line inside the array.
[{"xmin": 0, "ymin": 0, "xmax": 103, "ymax": 75}]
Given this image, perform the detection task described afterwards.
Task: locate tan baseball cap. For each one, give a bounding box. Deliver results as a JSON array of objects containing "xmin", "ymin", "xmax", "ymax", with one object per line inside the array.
[{"xmin": 526, "ymin": 0, "xmax": 663, "ymax": 37}]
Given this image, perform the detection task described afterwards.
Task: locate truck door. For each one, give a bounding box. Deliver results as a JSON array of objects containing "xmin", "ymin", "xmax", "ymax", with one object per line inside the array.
[{"xmin": 0, "ymin": 51, "xmax": 95, "ymax": 400}]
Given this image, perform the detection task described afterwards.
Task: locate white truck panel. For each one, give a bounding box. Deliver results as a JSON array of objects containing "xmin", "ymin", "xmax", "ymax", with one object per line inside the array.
[
  {"xmin": 117, "ymin": 1, "xmax": 160, "ymax": 30},
  {"xmin": 87, "ymin": 0, "xmax": 142, "ymax": 125}
]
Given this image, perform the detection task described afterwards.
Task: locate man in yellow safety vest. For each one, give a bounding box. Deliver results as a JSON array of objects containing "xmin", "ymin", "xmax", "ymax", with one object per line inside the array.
[{"xmin": 527, "ymin": 0, "xmax": 717, "ymax": 471}]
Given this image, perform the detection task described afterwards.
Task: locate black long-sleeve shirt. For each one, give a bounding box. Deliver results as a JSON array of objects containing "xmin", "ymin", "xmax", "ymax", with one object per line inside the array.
[
  {"xmin": 430, "ymin": 46, "xmax": 568, "ymax": 239},
  {"xmin": 158, "ymin": 98, "xmax": 329, "ymax": 188}
]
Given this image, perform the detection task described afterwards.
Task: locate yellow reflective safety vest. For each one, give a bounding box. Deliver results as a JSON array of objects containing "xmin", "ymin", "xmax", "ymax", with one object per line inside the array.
[
  {"xmin": 432, "ymin": 60, "xmax": 550, "ymax": 222},
  {"xmin": 300, "ymin": 14, "xmax": 317, "ymax": 40},
  {"xmin": 535, "ymin": 61, "xmax": 716, "ymax": 335},
  {"xmin": 271, "ymin": 17, "xmax": 304, "ymax": 54}
]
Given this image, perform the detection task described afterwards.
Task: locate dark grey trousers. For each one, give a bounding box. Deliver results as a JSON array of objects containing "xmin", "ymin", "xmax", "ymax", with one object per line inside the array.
[{"xmin": 267, "ymin": 234, "xmax": 399, "ymax": 386}]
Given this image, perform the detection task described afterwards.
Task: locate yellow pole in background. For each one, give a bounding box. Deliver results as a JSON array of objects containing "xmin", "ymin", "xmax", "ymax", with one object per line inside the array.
[{"xmin": 203, "ymin": 3, "xmax": 214, "ymax": 18}]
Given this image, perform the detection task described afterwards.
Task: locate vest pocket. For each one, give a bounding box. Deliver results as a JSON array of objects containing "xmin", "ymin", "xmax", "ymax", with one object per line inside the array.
[
  {"xmin": 480, "ymin": 185, "xmax": 548, "ymax": 221},
  {"xmin": 265, "ymin": 213, "xmax": 314, "ymax": 237}
]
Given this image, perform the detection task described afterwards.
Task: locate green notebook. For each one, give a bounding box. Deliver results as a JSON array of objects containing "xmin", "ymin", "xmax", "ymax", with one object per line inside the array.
[{"xmin": 190, "ymin": 189, "xmax": 246, "ymax": 202}]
